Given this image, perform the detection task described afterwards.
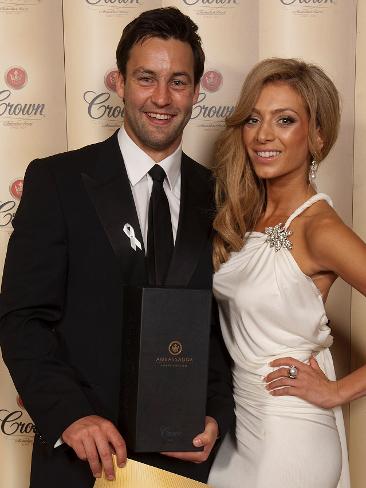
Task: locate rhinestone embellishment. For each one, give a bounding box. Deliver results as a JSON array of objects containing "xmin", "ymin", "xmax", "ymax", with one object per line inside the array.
[{"xmin": 265, "ymin": 223, "xmax": 293, "ymax": 252}]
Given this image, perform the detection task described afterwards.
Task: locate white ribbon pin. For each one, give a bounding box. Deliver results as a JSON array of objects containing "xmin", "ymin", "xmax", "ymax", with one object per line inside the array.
[{"xmin": 123, "ymin": 223, "xmax": 142, "ymax": 251}]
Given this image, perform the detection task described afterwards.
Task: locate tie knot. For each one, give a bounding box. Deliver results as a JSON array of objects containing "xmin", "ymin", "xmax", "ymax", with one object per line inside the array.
[{"xmin": 149, "ymin": 164, "xmax": 166, "ymax": 184}]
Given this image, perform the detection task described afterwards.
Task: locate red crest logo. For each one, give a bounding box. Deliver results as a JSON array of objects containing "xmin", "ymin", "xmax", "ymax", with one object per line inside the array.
[
  {"xmin": 5, "ymin": 66, "xmax": 28, "ymax": 90},
  {"xmin": 104, "ymin": 69, "xmax": 119, "ymax": 92},
  {"xmin": 9, "ymin": 179, "xmax": 23, "ymax": 200},
  {"xmin": 201, "ymin": 70, "xmax": 223, "ymax": 93}
]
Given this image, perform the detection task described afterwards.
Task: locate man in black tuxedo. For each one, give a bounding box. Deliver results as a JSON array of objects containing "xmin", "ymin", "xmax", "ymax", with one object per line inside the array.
[{"xmin": 0, "ymin": 7, "xmax": 233, "ymax": 488}]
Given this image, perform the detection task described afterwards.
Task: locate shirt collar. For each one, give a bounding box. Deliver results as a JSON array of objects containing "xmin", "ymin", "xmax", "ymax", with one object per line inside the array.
[{"xmin": 118, "ymin": 127, "xmax": 182, "ymax": 190}]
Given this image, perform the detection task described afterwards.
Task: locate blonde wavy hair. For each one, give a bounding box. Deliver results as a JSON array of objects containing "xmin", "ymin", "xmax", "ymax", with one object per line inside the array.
[{"xmin": 213, "ymin": 58, "xmax": 340, "ymax": 269}]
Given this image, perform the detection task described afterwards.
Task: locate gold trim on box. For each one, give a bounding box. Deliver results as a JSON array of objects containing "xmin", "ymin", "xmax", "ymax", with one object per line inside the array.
[{"xmin": 94, "ymin": 457, "xmax": 212, "ymax": 488}]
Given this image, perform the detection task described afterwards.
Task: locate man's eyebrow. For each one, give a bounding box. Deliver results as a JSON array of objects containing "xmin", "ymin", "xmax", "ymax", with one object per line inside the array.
[
  {"xmin": 132, "ymin": 68, "xmax": 156, "ymax": 76},
  {"xmin": 171, "ymin": 71, "xmax": 191, "ymax": 79},
  {"xmin": 131, "ymin": 68, "xmax": 192, "ymax": 81}
]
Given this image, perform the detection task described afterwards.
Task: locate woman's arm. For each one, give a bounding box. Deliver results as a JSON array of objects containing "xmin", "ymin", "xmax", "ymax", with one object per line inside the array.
[
  {"xmin": 265, "ymin": 356, "xmax": 366, "ymax": 409},
  {"xmin": 265, "ymin": 214, "xmax": 366, "ymax": 408}
]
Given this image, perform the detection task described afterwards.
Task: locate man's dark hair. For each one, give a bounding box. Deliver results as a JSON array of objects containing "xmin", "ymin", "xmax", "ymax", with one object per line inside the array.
[{"xmin": 116, "ymin": 7, "xmax": 205, "ymax": 86}]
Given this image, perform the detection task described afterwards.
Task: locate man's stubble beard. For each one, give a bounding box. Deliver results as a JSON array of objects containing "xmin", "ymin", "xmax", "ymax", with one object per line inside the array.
[{"xmin": 124, "ymin": 106, "xmax": 193, "ymax": 152}]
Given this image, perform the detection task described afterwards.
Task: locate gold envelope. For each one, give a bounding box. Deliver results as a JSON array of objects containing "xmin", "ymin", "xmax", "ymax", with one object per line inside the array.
[{"xmin": 94, "ymin": 457, "xmax": 212, "ymax": 488}]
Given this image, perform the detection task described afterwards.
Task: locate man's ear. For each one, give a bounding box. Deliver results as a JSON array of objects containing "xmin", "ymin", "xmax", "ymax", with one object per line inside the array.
[
  {"xmin": 193, "ymin": 83, "xmax": 200, "ymax": 104},
  {"xmin": 115, "ymin": 72, "xmax": 125, "ymax": 100}
]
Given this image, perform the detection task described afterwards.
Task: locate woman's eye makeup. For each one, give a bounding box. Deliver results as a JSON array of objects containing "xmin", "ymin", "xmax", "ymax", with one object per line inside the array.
[
  {"xmin": 245, "ymin": 116, "xmax": 260, "ymax": 125},
  {"xmin": 244, "ymin": 113, "xmax": 297, "ymax": 126},
  {"xmin": 278, "ymin": 115, "xmax": 296, "ymax": 125}
]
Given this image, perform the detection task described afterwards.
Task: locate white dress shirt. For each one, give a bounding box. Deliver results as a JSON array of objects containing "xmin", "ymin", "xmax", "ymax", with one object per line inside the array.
[{"xmin": 118, "ymin": 127, "xmax": 182, "ymax": 249}]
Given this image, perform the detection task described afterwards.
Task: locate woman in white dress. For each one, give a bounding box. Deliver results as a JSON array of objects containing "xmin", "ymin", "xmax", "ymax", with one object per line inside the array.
[{"xmin": 207, "ymin": 58, "xmax": 363, "ymax": 487}]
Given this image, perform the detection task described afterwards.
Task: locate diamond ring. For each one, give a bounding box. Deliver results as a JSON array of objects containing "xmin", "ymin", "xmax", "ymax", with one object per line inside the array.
[{"xmin": 288, "ymin": 365, "xmax": 298, "ymax": 379}]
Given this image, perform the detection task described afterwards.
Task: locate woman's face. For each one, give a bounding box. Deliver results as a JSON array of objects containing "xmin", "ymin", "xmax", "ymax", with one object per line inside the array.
[{"xmin": 242, "ymin": 81, "xmax": 317, "ymax": 183}]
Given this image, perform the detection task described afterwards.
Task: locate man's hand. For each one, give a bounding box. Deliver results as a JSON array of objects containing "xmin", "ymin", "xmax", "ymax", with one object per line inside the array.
[
  {"xmin": 161, "ymin": 416, "xmax": 218, "ymax": 463},
  {"xmin": 61, "ymin": 415, "xmax": 127, "ymax": 480}
]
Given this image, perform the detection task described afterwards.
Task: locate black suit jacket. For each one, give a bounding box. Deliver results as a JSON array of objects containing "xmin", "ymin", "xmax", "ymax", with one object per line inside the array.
[{"xmin": 0, "ymin": 132, "xmax": 234, "ymax": 487}]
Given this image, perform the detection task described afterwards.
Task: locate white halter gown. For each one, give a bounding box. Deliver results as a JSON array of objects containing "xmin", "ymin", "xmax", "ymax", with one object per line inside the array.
[{"xmin": 208, "ymin": 194, "xmax": 350, "ymax": 488}]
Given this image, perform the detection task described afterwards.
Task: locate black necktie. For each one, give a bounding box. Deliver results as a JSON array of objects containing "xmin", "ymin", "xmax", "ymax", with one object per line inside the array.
[{"xmin": 147, "ymin": 165, "xmax": 174, "ymax": 286}]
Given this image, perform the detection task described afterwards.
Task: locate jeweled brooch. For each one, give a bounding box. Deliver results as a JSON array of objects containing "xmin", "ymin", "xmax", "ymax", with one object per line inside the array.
[{"xmin": 265, "ymin": 223, "xmax": 293, "ymax": 252}]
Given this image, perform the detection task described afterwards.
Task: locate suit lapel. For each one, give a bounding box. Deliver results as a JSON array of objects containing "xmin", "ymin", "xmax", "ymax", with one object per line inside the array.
[
  {"xmin": 81, "ymin": 132, "xmax": 147, "ymax": 284},
  {"xmin": 166, "ymin": 154, "xmax": 214, "ymax": 287}
]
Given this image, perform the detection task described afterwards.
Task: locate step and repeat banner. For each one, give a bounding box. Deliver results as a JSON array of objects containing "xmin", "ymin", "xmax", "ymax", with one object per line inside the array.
[
  {"xmin": 0, "ymin": 0, "xmax": 363, "ymax": 486},
  {"xmin": 0, "ymin": 2, "xmax": 66, "ymax": 487},
  {"xmin": 351, "ymin": 1, "xmax": 366, "ymax": 487}
]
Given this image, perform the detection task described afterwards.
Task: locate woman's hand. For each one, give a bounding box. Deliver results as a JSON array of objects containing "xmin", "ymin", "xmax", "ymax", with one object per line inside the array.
[{"xmin": 264, "ymin": 356, "xmax": 342, "ymax": 409}]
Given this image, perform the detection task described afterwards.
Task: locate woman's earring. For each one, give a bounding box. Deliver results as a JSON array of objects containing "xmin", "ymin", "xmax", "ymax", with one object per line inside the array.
[{"xmin": 309, "ymin": 160, "xmax": 318, "ymax": 187}]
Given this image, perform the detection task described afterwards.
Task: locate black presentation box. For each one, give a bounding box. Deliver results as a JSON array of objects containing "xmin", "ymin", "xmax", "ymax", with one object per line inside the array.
[{"xmin": 119, "ymin": 287, "xmax": 212, "ymax": 453}]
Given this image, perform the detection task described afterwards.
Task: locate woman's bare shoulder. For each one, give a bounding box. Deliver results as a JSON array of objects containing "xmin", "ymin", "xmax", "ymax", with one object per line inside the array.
[
  {"xmin": 304, "ymin": 200, "xmax": 366, "ymax": 275},
  {"xmin": 305, "ymin": 199, "xmax": 344, "ymax": 230}
]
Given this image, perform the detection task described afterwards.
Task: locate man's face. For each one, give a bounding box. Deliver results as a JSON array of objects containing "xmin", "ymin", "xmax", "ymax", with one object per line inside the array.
[{"xmin": 116, "ymin": 37, "xmax": 199, "ymax": 162}]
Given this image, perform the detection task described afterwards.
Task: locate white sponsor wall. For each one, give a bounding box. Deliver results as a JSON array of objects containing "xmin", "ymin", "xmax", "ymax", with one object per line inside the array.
[
  {"xmin": 0, "ymin": 1, "xmax": 67, "ymax": 487},
  {"xmin": 351, "ymin": 0, "xmax": 366, "ymax": 485},
  {"xmin": 0, "ymin": 0, "xmax": 364, "ymax": 486}
]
